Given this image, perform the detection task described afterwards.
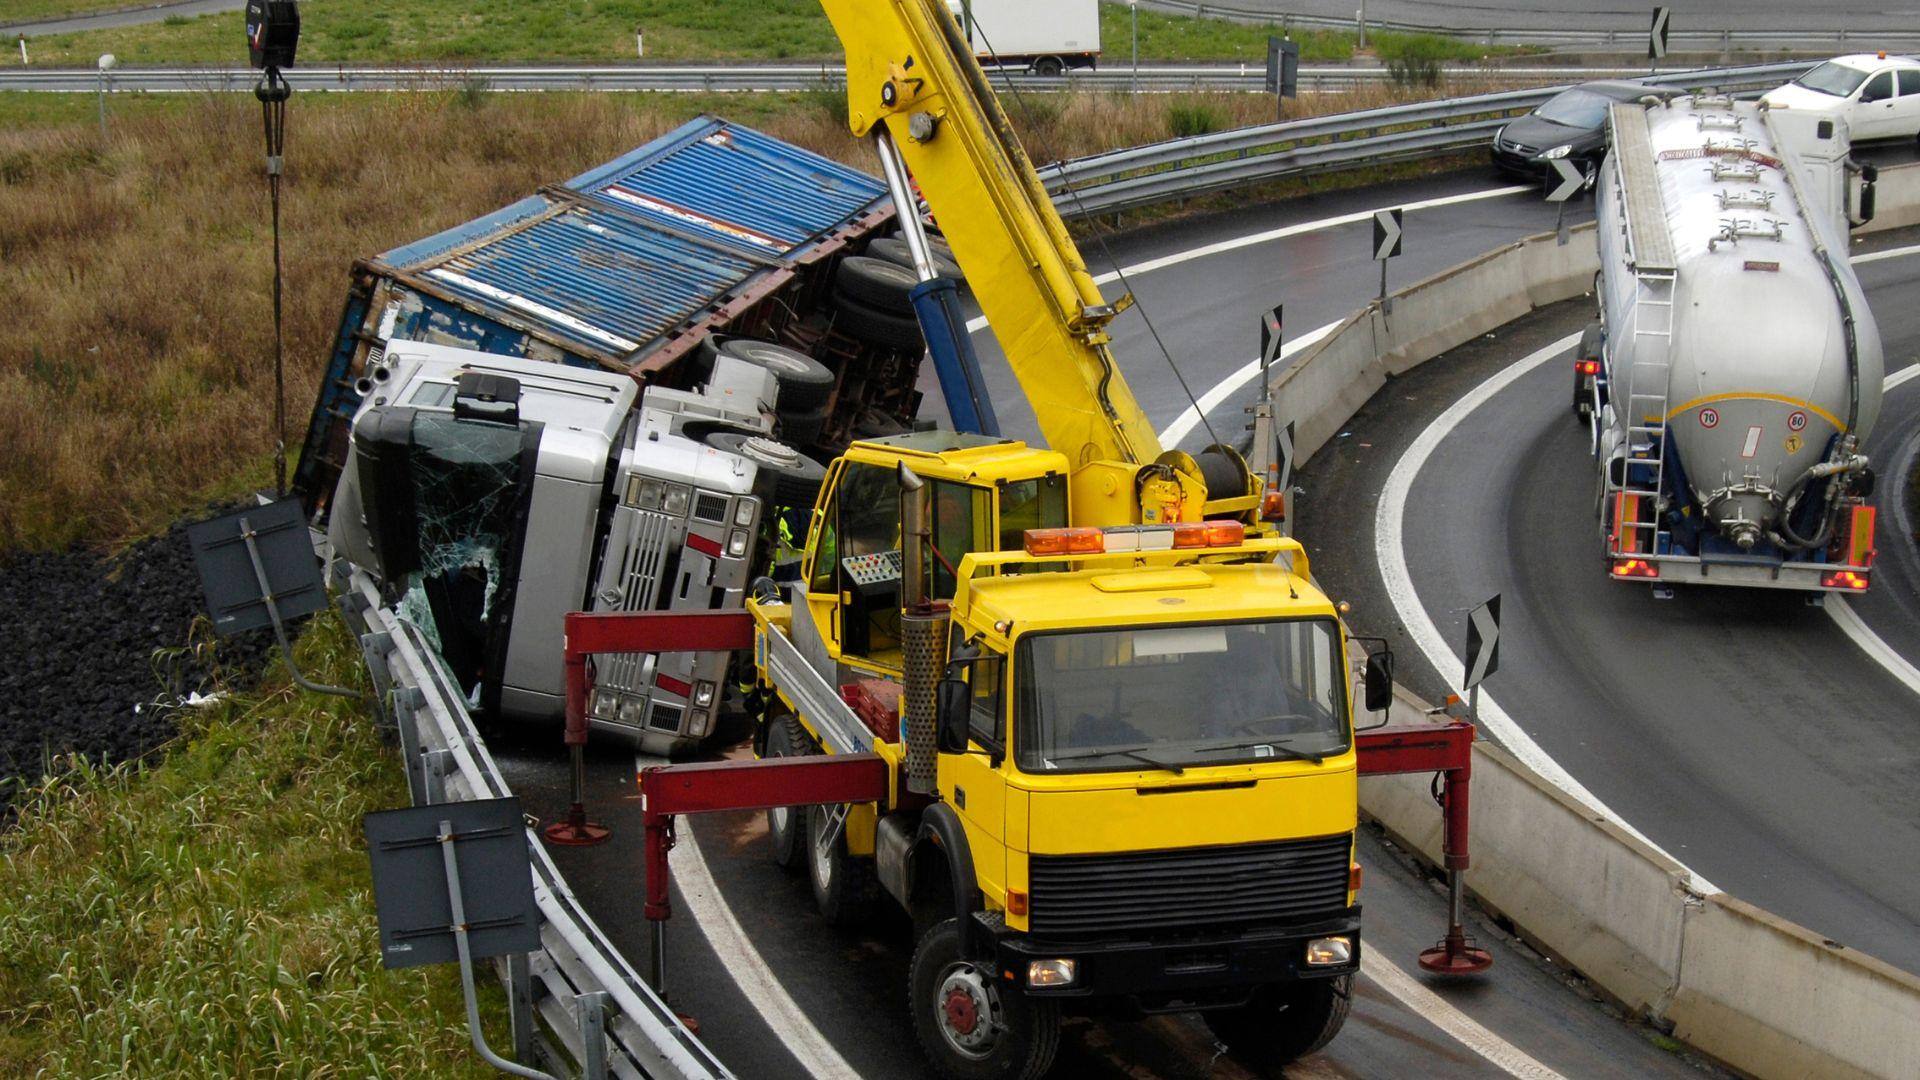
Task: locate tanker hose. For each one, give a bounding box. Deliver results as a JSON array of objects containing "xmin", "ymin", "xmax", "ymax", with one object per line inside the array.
[{"xmin": 1773, "ymin": 453, "xmax": 1866, "ymax": 551}]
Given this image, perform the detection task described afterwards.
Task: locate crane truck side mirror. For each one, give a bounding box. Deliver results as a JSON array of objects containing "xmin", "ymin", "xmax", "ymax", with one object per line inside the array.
[
  {"xmin": 935, "ymin": 677, "xmax": 971, "ymax": 754},
  {"xmin": 1363, "ymin": 651, "xmax": 1395, "ymax": 714}
]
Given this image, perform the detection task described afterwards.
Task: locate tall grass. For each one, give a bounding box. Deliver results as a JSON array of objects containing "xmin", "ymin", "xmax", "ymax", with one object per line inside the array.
[
  {"xmin": 0, "ymin": 611, "xmax": 501, "ymax": 1076},
  {"xmin": 0, "ymin": 83, "xmax": 1483, "ymax": 552}
]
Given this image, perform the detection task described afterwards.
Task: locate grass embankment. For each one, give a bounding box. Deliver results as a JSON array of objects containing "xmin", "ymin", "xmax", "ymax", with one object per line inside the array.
[
  {"xmin": 0, "ymin": 82, "xmax": 1480, "ymax": 553},
  {"xmin": 2, "ymin": 0, "xmax": 142, "ymax": 25},
  {"xmin": 0, "ymin": 611, "xmax": 502, "ymax": 1076},
  {"xmin": 17, "ymin": 0, "xmax": 1519, "ymax": 66}
]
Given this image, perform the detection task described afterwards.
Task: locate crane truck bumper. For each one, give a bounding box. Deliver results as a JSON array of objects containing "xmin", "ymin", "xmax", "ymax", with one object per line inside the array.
[{"xmin": 976, "ymin": 908, "xmax": 1362, "ymax": 1009}]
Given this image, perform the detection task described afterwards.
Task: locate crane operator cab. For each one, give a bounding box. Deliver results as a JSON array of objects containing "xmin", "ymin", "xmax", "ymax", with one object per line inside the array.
[{"xmin": 795, "ymin": 430, "xmax": 1069, "ymax": 681}]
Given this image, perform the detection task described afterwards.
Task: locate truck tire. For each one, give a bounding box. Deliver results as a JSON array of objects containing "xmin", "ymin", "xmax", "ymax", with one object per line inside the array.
[
  {"xmin": 1202, "ymin": 975, "xmax": 1352, "ymax": 1072},
  {"xmin": 701, "ymin": 430, "xmax": 828, "ymax": 508},
  {"xmin": 867, "ymin": 236, "xmax": 965, "ymax": 284},
  {"xmin": 836, "ymin": 255, "xmax": 920, "ymax": 314},
  {"xmin": 1031, "ymin": 55, "xmax": 1066, "ymax": 77},
  {"xmin": 780, "ymin": 401, "xmax": 832, "ymax": 450},
  {"xmin": 763, "ymin": 714, "xmax": 811, "ymax": 873},
  {"xmin": 718, "ymin": 338, "xmax": 836, "ymax": 413},
  {"xmin": 909, "ymin": 918, "xmax": 1060, "ymax": 1080},
  {"xmin": 832, "ymin": 293, "xmax": 926, "ymax": 352},
  {"xmin": 808, "ymin": 802, "xmax": 876, "ymax": 926}
]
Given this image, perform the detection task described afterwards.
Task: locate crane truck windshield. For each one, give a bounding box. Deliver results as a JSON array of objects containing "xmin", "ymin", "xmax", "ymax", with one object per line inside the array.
[
  {"xmin": 1012, "ymin": 618, "xmax": 1351, "ymax": 774},
  {"xmin": 1795, "ymin": 61, "xmax": 1872, "ymax": 98}
]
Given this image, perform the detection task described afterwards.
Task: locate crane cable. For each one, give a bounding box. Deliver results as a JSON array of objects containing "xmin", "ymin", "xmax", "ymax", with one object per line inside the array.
[{"xmin": 968, "ymin": 20, "xmax": 1225, "ymax": 453}]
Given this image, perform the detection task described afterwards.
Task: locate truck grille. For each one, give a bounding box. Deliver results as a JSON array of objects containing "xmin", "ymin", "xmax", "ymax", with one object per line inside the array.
[{"xmin": 1028, "ymin": 833, "xmax": 1351, "ymax": 939}]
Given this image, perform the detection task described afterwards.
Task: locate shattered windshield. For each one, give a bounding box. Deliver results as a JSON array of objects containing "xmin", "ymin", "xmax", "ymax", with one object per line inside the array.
[
  {"xmin": 1014, "ymin": 618, "xmax": 1351, "ymax": 774},
  {"xmin": 390, "ymin": 412, "xmax": 531, "ymax": 702}
]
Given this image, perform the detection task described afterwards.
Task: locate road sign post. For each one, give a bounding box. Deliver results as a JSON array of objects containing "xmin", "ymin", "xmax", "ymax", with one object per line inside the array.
[
  {"xmin": 1373, "ymin": 207, "xmax": 1402, "ymax": 314},
  {"xmin": 1546, "ymin": 156, "xmax": 1586, "ymax": 244},
  {"xmin": 1266, "ymin": 36, "xmax": 1298, "ymax": 118},
  {"xmin": 1253, "ymin": 304, "xmax": 1295, "ymax": 531},
  {"xmin": 1649, "ymin": 7, "xmax": 1670, "ymax": 75}
]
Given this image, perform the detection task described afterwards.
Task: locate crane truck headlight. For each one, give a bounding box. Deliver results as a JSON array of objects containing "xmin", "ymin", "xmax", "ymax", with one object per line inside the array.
[
  {"xmin": 1026, "ymin": 959, "xmax": 1077, "ymax": 988},
  {"xmin": 1538, "ymin": 144, "xmax": 1573, "ymax": 160},
  {"xmin": 727, "ymin": 529, "xmax": 751, "ymax": 557},
  {"xmin": 1306, "ymin": 936, "xmax": 1352, "ymax": 966}
]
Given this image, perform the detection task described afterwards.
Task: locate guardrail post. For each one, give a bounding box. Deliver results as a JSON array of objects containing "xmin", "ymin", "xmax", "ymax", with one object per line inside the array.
[
  {"xmin": 508, "ymin": 952, "xmax": 536, "ymax": 1063},
  {"xmin": 423, "ymin": 748, "xmax": 454, "ymax": 805},
  {"xmin": 576, "ymin": 991, "xmax": 610, "ymax": 1080}
]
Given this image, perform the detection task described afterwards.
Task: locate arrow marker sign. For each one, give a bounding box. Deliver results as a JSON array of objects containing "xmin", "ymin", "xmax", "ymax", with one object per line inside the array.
[
  {"xmin": 1260, "ymin": 304, "xmax": 1284, "ymax": 367},
  {"xmin": 1276, "ymin": 419, "xmax": 1296, "ymax": 493},
  {"xmin": 1547, "ymin": 157, "xmax": 1585, "ymax": 203},
  {"xmin": 1463, "ymin": 593, "xmax": 1501, "ymax": 690},
  {"xmin": 1372, "ymin": 208, "xmax": 1403, "ymax": 261},
  {"xmin": 1649, "ymin": 6, "xmax": 1670, "ymax": 60}
]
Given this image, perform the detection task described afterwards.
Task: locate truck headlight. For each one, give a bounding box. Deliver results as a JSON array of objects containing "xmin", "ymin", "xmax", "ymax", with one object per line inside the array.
[
  {"xmin": 734, "ymin": 497, "xmax": 758, "ymax": 526},
  {"xmin": 1026, "ymin": 959, "xmax": 1076, "ymax": 988},
  {"xmin": 1538, "ymin": 144, "xmax": 1572, "ymax": 160},
  {"xmin": 727, "ymin": 529, "xmax": 750, "ymax": 557},
  {"xmin": 1306, "ymin": 936, "xmax": 1352, "ymax": 966},
  {"xmin": 590, "ymin": 689, "xmax": 619, "ymax": 720},
  {"xmin": 662, "ymin": 484, "xmax": 692, "ymax": 517},
  {"xmin": 617, "ymin": 696, "xmax": 646, "ymax": 727},
  {"xmin": 693, "ymin": 681, "xmax": 716, "ymax": 708},
  {"xmin": 630, "ymin": 477, "xmax": 665, "ymax": 509}
]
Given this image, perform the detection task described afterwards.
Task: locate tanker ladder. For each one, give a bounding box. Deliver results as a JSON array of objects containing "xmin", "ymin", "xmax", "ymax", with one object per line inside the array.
[{"xmin": 1614, "ymin": 267, "xmax": 1677, "ymax": 565}]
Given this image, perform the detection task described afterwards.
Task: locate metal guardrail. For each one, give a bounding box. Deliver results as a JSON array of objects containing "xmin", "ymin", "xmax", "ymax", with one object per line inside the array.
[
  {"xmin": 1131, "ymin": 0, "xmax": 1920, "ymax": 51},
  {"xmin": 1040, "ymin": 61, "xmax": 1816, "ymax": 216},
  {"xmin": 0, "ymin": 61, "xmax": 1812, "ymax": 95},
  {"xmin": 336, "ymin": 571, "xmax": 733, "ymax": 1080}
]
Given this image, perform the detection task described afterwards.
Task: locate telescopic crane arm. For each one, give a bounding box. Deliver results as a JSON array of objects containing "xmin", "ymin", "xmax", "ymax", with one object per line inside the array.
[{"xmin": 818, "ymin": 0, "xmax": 1171, "ymax": 487}]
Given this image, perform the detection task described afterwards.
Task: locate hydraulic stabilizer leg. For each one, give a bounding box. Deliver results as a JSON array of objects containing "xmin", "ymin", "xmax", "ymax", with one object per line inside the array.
[{"xmin": 1418, "ymin": 766, "xmax": 1493, "ymax": 975}]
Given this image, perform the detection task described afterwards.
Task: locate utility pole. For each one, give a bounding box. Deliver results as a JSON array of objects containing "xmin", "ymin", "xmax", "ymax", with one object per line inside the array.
[{"xmin": 1357, "ymin": 0, "xmax": 1368, "ymax": 50}]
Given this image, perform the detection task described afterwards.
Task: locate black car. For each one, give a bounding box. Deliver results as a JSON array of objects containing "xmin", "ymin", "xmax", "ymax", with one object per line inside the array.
[{"xmin": 1490, "ymin": 80, "xmax": 1658, "ymax": 182}]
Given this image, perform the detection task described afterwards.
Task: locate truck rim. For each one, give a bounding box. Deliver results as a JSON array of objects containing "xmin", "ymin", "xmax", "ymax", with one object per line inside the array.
[
  {"xmin": 810, "ymin": 805, "xmax": 837, "ymax": 887},
  {"xmin": 934, "ymin": 963, "xmax": 1000, "ymax": 1058}
]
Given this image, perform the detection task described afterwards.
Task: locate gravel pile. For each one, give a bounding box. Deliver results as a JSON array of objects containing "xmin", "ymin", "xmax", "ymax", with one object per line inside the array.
[{"xmin": 0, "ymin": 512, "xmax": 282, "ymax": 785}]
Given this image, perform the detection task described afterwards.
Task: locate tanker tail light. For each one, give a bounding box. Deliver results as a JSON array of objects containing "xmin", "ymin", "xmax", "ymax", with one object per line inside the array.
[
  {"xmin": 1575, "ymin": 358, "xmax": 1601, "ymax": 376},
  {"xmin": 1822, "ymin": 570, "xmax": 1870, "ymax": 591},
  {"xmin": 1611, "ymin": 558, "xmax": 1659, "ymax": 579}
]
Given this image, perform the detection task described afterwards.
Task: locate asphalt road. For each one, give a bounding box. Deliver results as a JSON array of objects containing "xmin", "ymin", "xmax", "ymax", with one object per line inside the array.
[
  {"xmin": 1193, "ymin": 0, "xmax": 1920, "ymax": 35},
  {"xmin": 1293, "ymin": 229, "xmax": 1920, "ymax": 974},
  {"xmin": 3, "ymin": 0, "xmax": 240, "ymax": 37}
]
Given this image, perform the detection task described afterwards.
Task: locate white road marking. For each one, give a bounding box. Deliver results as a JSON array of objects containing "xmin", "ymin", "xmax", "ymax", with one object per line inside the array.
[
  {"xmin": 1158, "ymin": 321, "xmax": 1339, "ymax": 446},
  {"xmin": 1374, "ymin": 331, "xmax": 1719, "ymax": 893},
  {"xmin": 1821, "ymin": 358, "xmax": 1920, "ymax": 696},
  {"xmin": 670, "ymin": 823, "xmax": 862, "ymax": 1080},
  {"xmin": 1850, "ymin": 242, "xmax": 1920, "ymax": 265},
  {"xmin": 1360, "ymin": 951, "xmax": 1567, "ymax": 1080}
]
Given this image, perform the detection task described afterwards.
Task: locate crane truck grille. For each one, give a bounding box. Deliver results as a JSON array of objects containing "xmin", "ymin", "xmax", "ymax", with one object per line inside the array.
[{"xmin": 1027, "ymin": 833, "xmax": 1352, "ymax": 939}]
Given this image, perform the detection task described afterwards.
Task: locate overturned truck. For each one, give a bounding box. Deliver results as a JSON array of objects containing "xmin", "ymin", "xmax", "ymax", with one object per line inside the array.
[{"xmin": 296, "ymin": 117, "xmax": 949, "ymax": 753}]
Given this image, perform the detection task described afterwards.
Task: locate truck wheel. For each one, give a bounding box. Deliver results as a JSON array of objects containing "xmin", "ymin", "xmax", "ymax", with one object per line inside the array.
[
  {"xmin": 808, "ymin": 802, "xmax": 876, "ymax": 926},
  {"xmin": 910, "ymin": 918, "xmax": 1060, "ymax": 1080},
  {"xmin": 700, "ymin": 431, "xmax": 828, "ymax": 508},
  {"xmin": 867, "ymin": 236, "xmax": 965, "ymax": 284},
  {"xmin": 1031, "ymin": 55, "xmax": 1066, "ymax": 77},
  {"xmin": 717, "ymin": 338, "xmax": 836, "ymax": 413},
  {"xmin": 764, "ymin": 714, "xmax": 811, "ymax": 872},
  {"xmin": 831, "ymin": 293, "xmax": 926, "ymax": 352},
  {"xmin": 1202, "ymin": 975, "xmax": 1352, "ymax": 1072},
  {"xmin": 836, "ymin": 255, "xmax": 920, "ymax": 314}
]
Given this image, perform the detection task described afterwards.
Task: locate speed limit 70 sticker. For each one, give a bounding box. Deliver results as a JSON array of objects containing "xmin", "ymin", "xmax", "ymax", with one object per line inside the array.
[{"xmin": 1698, "ymin": 407, "xmax": 1720, "ymax": 428}]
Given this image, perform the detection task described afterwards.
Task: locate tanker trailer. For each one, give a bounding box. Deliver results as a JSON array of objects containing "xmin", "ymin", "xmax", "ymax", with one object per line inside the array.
[{"xmin": 1582, "ymin": 93, "xmax": 1882, "ymax": 593}]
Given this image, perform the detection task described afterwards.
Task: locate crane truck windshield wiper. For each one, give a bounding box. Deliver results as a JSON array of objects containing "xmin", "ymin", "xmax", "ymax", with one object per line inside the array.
[{"xmin": 1046, "ymin": 745, "xmax": 1186, "ymax": 774}]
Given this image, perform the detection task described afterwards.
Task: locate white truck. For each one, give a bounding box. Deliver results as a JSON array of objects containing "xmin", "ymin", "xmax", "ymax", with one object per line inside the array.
[
  {"xmin": 947, "ymin": 0, "xmax": 1099, "ymax": 75},
  {"xmin": 1580, "ymin": 94, "xmax": 1883, "ymax": 592}
]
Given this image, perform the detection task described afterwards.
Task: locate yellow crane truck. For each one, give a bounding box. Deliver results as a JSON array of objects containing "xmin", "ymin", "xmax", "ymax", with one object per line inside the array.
[{"xmin": 597, "ymin": 0, "xmax": 1483, "ymax": 1075}]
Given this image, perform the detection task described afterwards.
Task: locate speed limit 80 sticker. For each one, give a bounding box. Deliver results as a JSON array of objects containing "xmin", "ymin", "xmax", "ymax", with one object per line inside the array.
[{"xmin": 1787, "ymin": 410, "xmax": 1808, "ymax": 432}]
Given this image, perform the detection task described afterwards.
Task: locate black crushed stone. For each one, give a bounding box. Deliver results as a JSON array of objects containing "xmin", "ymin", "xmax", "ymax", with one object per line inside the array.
[{"xmin": 0, "ymin": 510, "xmax": 285, "ymax": 787}]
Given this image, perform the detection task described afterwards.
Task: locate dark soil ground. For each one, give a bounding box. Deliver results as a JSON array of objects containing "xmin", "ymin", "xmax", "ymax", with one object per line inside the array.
[{"xmin": 0, "ymin": 508, "xmax": 281, "ymax": 788}]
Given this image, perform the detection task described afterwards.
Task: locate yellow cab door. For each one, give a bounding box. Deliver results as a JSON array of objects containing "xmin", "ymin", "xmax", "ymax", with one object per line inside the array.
[{"xmin": 940, "ymin": 636, "xmax": 1011, "ymax": 908}]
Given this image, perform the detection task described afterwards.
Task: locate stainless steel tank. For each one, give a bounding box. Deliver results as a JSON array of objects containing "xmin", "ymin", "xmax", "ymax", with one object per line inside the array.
[{"xmin": 1595, "ymin": 96, "xmax": 1882, "ymax": 549}]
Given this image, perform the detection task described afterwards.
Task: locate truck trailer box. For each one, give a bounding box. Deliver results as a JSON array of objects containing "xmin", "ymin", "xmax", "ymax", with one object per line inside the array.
[
  {"xmin": 949, "ymin": 0, "xmax": 1100, "ymax": 73},
  {"xmin": 294, "ymin": 116, "xmax": 919, "ymax": 516}
]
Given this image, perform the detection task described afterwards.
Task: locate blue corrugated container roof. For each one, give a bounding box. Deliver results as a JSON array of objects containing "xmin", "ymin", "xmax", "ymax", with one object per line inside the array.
[{"xmin": 370, "ymin": 116, "xmax": 887, "ymax": 363}]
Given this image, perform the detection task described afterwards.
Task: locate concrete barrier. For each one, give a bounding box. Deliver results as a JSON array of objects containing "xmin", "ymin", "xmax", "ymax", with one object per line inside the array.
[{"xmin": 1285, "ymin": 176, "xmax": 1920, "ymax": 1078}]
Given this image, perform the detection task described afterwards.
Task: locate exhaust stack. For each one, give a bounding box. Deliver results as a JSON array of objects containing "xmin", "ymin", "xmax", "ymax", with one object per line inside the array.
[{"xmin": 898, "ymin": 462, "xmax": 948, "ymax": 796}]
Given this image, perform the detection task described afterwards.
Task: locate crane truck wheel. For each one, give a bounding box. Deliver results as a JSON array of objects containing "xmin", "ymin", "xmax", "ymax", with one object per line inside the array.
[
  {"xmin": 835, "ymin": 255, "xmax": 921, "ymax": 314},
  {"xmin": 831, "ymin": 294, "xmax": 927, "ymax": 352},
  {"xmin": 716, "ymin": 338, "xmax": 837, "ymax": 413},
  {"xmin": 1202, "ymin": 975, "xmax": 1352, "ymax": 1072},
  {"xmin": 807, "ymin": 802, "xmax": 877, "ymax": 926},
  {"xmin": 763, "ymin": 713, "xmax": 811, "ymax": 872},
  {"xmin": 700, "ymin": 430, "xmax": 829, "ymax": 508},
  {"xmin": 910, "ymin": 918, "xmax": 1061, "ymax": 1080}
]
